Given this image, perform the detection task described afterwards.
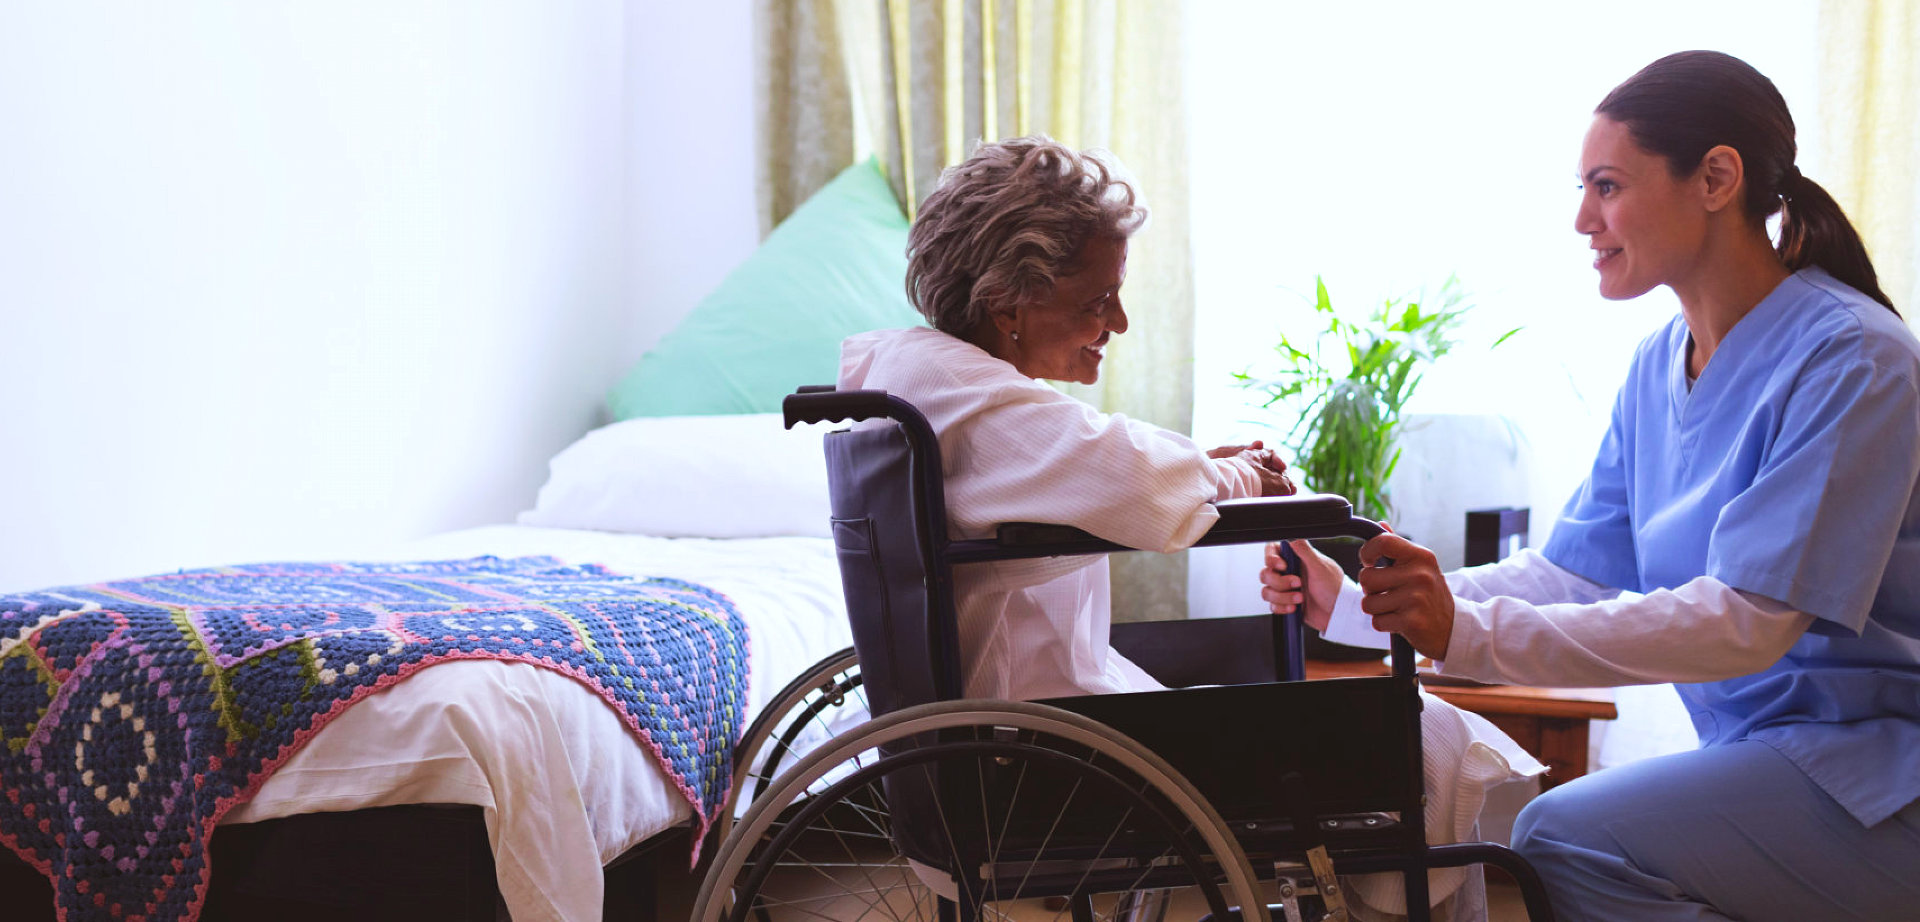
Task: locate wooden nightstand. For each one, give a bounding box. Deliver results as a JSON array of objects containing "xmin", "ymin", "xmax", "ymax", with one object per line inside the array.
[{"xmin": 1305, "ymin": 658, "xmax": 1618, "ymax": 787}]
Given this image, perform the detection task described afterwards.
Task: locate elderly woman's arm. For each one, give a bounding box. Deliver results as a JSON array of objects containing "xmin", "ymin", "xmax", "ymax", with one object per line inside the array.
[
  {"xmin": 939, "ymin": 374, "xmax": 1262, "ymax": 551},
  {"xmin": 841, "ymin": 327, "xmax": 1287, "ymax": 551}
]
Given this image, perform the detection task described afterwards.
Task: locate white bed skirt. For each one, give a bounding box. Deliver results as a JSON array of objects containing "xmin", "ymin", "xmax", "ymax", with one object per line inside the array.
[{"xmin": 222, "ymin": 525, "xmax": 853, "ymax": 922}]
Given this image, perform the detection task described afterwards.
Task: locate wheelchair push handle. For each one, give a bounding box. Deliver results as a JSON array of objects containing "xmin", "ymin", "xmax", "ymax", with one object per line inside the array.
[
  {"xmin": 784, "ymin": 387, "xmax": 909, "ymax": 429},
  {"xmin": 1275, "ymin": 515, "xmax": 1418, "ymax": 677}
]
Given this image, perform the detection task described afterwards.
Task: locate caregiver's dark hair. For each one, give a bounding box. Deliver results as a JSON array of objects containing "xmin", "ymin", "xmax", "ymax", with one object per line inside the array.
[{"xmin": 1597, "ymin": 50, "xmax": 1896, "ymax": 314}]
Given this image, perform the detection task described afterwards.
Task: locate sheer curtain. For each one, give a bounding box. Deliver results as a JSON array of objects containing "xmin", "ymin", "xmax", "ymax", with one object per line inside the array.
[
  {"xmin": 757, "ymin": 0, "xmax": 1196, "ymax": 620},
  {"xmin": 1820, "ymin": 0, "xmax": 1920, "ymax": 314}
]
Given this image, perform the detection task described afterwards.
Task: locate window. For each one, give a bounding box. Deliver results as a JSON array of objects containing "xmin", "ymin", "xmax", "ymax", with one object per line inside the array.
[{"xmin": 1186, "ymin": 1, "xmax": 1820, "ymax": 545}]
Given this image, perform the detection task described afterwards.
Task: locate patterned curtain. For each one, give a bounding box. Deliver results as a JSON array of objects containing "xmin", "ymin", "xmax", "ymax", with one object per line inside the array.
[
  {"xmin": 1819, "ymin": 0, "xmax": 1920, "ymax": 314},
  {"xmin": 758, "ymin": 0, "xmax": 1195, "ymax": 622}
]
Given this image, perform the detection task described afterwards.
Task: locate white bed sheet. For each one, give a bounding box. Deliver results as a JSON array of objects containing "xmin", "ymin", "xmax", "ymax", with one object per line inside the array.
[{"xmin": 220, "ymin": 525, "xmax": 852, "ymax": 922}]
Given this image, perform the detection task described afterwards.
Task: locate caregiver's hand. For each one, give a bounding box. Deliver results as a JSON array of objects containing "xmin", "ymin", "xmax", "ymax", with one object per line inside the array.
[{"xmin": 1357, "ymin": 533, "xmax": 1454, "ymax": 660}]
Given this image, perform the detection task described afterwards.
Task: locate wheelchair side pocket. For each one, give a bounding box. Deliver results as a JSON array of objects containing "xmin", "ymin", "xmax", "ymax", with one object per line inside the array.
[
  {"xmin": 830, "ymin": 516, "xmax": 886, "ymax": 621},
  {"xmin": 831, "ymin": 516, "xmax": 902, "ymax": 716}
]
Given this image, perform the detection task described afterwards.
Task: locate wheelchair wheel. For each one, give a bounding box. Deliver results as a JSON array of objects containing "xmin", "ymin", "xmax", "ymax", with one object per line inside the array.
[
  {"xmin": 722, "ymin": 647, "xmax": 865, "ymax": 841},
  {"xmin": 694, "ymin": 699, "xmax": 1272, "ymax": 922}
]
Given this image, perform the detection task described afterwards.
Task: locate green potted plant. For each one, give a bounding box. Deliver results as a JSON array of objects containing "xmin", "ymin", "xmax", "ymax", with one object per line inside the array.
[
  {"xmin": 1236, "ymin": 275, "xmax": 1514, "ymax": 521},
  {"xmin": 1235, "ymin": 276, "xmax": 1516, "ymax": 655}
]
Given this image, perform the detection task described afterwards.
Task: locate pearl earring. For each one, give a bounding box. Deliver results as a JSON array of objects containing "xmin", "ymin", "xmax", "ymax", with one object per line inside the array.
[{"xmin": 1011, "ymin": 331, "xmax": 1020, "ymax": 342}]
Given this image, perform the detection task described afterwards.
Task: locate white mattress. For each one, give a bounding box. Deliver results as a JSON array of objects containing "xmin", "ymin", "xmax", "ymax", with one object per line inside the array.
[{"xmin": 220, "ymin": 525, "xmax": 852, "ymax": 922}]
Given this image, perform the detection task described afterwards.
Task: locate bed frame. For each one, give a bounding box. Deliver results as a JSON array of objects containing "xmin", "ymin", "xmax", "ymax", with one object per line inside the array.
[{"xmin": 0, "ymin": 806, "xmax": 699, "ymax": 922}]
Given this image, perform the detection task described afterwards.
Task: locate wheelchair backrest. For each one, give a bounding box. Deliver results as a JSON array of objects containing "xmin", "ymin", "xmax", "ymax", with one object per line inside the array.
[
  {"xmin": 794, "ymin": 392, "xmax": 976, "ymax": 871},
  {"xmin": 817, "ymin": 405, "xmax": 965, "ymax": 718}
]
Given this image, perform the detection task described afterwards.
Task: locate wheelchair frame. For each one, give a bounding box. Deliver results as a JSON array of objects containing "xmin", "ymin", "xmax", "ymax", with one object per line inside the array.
[{"xmin": 694, "ymin": 387, "xmax": 1556, "ymax": 922}]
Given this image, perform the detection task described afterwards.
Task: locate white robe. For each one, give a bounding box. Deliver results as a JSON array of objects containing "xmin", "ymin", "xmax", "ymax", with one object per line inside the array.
[
  {"xmin": 840, "ymin": 327, "xmax": 1542, "ymax": 917},
  {"xmin": 840, "ymin": 326, "xmax": 1262, "ymax": 699}
]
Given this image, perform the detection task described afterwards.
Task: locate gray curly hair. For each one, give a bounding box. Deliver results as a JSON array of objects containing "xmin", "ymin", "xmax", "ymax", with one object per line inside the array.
[{"xmin": 905, "ymin": 137, "xmax": 1148, "ymax": 336}]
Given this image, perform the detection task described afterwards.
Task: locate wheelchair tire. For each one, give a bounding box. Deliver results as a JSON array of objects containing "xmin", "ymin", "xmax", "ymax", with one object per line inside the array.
[
  {"xmin": 721, "ymin": 647, "xmax": 865, "ymax": 843},
  {"xmin": 693, "ymin": 699, "xmax": 1272, "ymax": 922}
]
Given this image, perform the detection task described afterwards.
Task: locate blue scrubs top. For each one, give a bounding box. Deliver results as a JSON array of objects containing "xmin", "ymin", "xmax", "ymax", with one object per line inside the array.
[{"xmin": 1544, "ymin": 268, "xmax": 1920, "ymax": 827}]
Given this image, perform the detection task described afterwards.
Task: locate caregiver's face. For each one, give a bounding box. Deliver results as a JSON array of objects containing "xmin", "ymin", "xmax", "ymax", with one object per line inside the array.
[
  {"xmin": 1010, "ymin": 236, "xmax": 1129, "ymax": 385},
  {"xmin": 1574, "ymin": 116, "xmax": 1709, "ymax": 301}
]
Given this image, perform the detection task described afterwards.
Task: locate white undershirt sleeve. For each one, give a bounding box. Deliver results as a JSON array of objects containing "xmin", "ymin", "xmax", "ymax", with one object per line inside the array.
[
  {"xmin": 1319, "ymin": 549, "xmax": 1814, "ymax": 687},
  {"xmin": 1441, "ymin": 577, "xmax": 1813, "ymax": 687},
  {"xmin": 1447, "ymin": 548, "xmax": 1621, "ymax": 605},
  {"xmin": 1320, "ymin": 581, "xmax": 1391, "ymax": 650},
  {"xmin": 1321, "ymin": 548, "xmax": 1606, "ymax": 650}
]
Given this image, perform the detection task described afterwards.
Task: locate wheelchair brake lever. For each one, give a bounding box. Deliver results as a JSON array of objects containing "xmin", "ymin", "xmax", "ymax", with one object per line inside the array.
[
  {"xmin": 1304, "ymin": 846, "xmax": 1349, "ymax": 922},
  {"xmin": 1279, "ymin": 773, "xmax": 1351, "ymax": 922}
]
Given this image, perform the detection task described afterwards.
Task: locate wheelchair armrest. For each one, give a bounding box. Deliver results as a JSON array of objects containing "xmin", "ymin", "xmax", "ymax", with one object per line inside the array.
[
  {"xmin": 1110, "ymin": 614, "xmax": 1285, "ymax": 687},
  {"xmin": 985, "ymin": 494, "xmax": 1366, "ymax": 556},
  {"xmin": 1201, "ymin": 495, "xmax": 1358, "ymax": 546}
]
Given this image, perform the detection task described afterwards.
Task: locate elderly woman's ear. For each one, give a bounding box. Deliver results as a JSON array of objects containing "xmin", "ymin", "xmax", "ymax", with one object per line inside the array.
[
  {"xmin": 973, "ymin": 305, "xmax": 1019, "ymax": 357},
  {"xmin": 988, "ymin": 305, "xmax": 1018, "ymax": 339}
]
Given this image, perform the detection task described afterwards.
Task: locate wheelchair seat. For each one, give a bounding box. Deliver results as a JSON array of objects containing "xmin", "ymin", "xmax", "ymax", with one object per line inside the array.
[{"xmin": 690, "ymin": 387, "xmax": 1555, "ymax": 922}]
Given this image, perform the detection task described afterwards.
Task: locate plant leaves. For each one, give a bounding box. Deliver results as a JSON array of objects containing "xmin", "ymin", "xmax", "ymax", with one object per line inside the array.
[{"xmin": 1232, "ymin": 275, "xmax": 1521, "ymax": 521}]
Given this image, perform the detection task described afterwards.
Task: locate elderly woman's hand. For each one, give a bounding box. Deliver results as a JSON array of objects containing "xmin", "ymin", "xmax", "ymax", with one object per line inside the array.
[
  {"xmin": 1205, "ymin": 441, "xmax": 1263, "ymax": 460},
  {"xmin": 1262, "ymin": 539, "xmax": 1341, "ymax": 630},
  {"xmin": 1208, "ymin": 440, "xmax": 1295, "ymax": 496}
]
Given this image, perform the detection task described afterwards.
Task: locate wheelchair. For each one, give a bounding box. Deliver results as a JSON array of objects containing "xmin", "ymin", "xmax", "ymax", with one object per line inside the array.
[{"xmin": 695, "ymin": 387, "xmax": 1557, "ymax": 922}]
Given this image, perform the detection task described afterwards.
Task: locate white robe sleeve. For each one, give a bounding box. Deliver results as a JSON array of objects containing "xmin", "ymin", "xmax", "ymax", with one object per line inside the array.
[
  {"xmin": 846, "ymin": 330, "xmax": 1256, "ymax": 551},
  {"xmin": 945, "ymin": 394, "xmax": 1257, "ymax": 550}
]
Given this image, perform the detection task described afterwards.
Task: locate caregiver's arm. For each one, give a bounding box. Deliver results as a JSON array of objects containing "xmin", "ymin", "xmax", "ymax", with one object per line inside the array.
[
  {"xmin": 1357, "ymin": 533, "xmax": 1815, "ymax": 688},
  {"xmin": 1448, "ymin": 548, "xmax": 1623, "ymax": 605},
  {"xmin": 1439, "ymin": 580, "xmax": 1815, "ymax": 687},
  {"xmin": 1286, "ymin": 546, "xmax": 1624, "ymax": 651}
]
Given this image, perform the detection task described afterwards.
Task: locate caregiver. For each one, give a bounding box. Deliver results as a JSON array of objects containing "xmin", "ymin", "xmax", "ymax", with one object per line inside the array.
[{"xmin": 1263, "ymin": 50, "xmax": 1920, "ymax": 921}]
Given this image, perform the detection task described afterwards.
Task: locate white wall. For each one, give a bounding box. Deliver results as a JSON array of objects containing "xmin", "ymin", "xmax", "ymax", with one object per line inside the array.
[
  {"xmin": 626, "ymin": 2, "xmax": 760, "ymax": 356},
  {"xmin": 0, "ymin": 2, "xmax": 758, "ymax": 592}
]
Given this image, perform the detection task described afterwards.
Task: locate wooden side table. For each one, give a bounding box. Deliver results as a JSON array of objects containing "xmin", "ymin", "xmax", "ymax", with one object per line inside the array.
[{"xmin": 1305, "ymin": 658, "xmax": 1618, "ymax": 788}]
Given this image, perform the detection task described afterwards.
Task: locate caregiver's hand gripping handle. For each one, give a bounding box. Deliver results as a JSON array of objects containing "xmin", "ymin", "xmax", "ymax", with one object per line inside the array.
[
  {"xmin": 1263, "ymin": 531, "xmax": 1432, "ymax": 655},
  {"xmin": 1358, "ymin": 531, "xmax": 1450, "ymax": 661}
]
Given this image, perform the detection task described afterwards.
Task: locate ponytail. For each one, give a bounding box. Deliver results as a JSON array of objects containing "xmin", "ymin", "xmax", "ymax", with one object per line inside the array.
[
  {"xmin": 1598, "ymin": 50, "xmax": 1899, "ymax": 316},
  {"xmin": 1778, "ymin": 172, "xmax": 1898, "ymax": 314}
]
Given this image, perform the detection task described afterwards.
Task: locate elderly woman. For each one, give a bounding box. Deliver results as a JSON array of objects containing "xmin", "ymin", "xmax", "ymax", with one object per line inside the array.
[
  {"xmin": 840, "ymin": 137, "xmax": 1290, "ymax": 700},
  {"xmin": 840, "ymin": 137, "xmax": 1538, "ymax": 919}
]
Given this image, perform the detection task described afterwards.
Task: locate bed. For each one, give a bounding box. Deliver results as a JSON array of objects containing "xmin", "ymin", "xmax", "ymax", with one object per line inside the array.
[
  {"xmin": 0, "ymin": 412, "xmax": 869, "ymax": 922},
  {"xmin": 2, "ymin": 152, "xmax": 929, "ymax": 922}
]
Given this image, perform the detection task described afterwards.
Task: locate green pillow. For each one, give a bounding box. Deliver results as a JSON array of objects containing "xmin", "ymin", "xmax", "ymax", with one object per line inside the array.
[{"xmin": 607, "ymin": 157, "xmax": 927, "ymax": 419}]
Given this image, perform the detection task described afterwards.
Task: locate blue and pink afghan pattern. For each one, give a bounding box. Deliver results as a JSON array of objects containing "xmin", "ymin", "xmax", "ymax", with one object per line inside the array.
[{"xmin": 0, "ymin": 556, "xmax": 750, "ymax": 922}]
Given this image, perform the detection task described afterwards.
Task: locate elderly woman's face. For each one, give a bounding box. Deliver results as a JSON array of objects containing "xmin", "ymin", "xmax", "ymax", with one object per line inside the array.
[{"xmin": 1003, "ymin": 236, "xmax": 1130, "ymax": 384}]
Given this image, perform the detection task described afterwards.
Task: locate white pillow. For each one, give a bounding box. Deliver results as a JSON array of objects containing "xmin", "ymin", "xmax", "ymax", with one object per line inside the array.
[{"xmin": 518, "ymin": 413, "xmax": 836, "ymax": 539}]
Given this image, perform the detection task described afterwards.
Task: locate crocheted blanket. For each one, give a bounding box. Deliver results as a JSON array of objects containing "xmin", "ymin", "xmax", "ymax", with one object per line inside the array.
[{"xmin": 0, "ymin": 556, "xmax": 750, "ymax": 922}]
